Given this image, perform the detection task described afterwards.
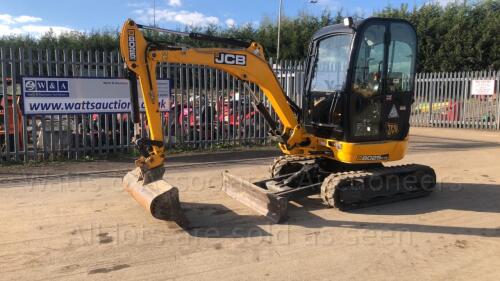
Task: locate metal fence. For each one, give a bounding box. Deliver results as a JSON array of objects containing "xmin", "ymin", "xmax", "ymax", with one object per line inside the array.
[
  {"xmin": 411, "ymin": 71, "xmax": 499, "ymax": 130},
  {"xmin": 0, "ymin": 47, "xmax": 499, "ymax": 163},
  {"xmin": 0, "ymin": 47, "xmax": 304, "ymax": 163}
]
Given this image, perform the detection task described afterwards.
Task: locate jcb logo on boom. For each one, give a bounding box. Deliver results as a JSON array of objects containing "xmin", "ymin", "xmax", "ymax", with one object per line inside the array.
[
  {"xmin": 214, "ymin": 53, "xmax": 246, "ymax": 66},
  {"xmin": 128, "ymin": 30, "xmax": 137, "ymax": 61}
]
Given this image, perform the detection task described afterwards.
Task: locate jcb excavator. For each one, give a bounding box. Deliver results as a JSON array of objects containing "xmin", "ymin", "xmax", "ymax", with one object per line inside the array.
[{"xmin": 120, "ymin": 17, "xmax": 436, "ymax": 224}]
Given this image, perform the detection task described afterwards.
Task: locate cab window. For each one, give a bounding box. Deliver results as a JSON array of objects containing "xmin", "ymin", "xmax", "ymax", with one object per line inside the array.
[
  {"xmin": 350, "ymin": 23, "xmax": 386, "ymax": 137},
  {"xmin": 310, "ymin": 34, "xmax": 353, "ymax": 92},
  {"xmin": 352, "ymin": 24, "xmax": 386, "ymax": 98},
  {"xmin": 387, "ymin": 23, "xmax": 417, "ymax": 93}
]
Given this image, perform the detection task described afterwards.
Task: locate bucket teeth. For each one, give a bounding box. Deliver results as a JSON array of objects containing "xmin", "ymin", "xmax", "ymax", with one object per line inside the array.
[
  {"xmin": 123, "ymin": 167, "xmax": 187, "ymax": 226},
  {"xmin": 221, "ymin": 171, "xmax": 288, "ymax": 223}
]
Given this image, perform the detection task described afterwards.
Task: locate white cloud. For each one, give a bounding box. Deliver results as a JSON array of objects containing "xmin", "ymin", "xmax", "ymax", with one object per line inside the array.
[
  {"xmin": 126, "ymin": 2, "xmax": 149, "ymax": 8},
  {"xmin": 14, "ymin": 15, "xmax": 42, "ymax": 24},
  {"xmin": 0, "ymin": 24, "xmax": 21, "ymax": 35},
  {"xmin": 435, "ymin": 0, "xmax": 455, "ymax": 6},
  {"xmin": 135, "ymin": 8, "xmax": 219, "ymax": 27},
  {"xmin": 0, "ymin": 14, "xmax": 42, "ymax": 25},
  {"xmin": 0, "ymin": 24, "xmax": 74, "ymax": 37},
  {"xmin": 0, "ymin": 13, "xmax": 73, "ymax": 37},
  {"xmin": 225, "ymin": 18, "xmax": 236, "ymax": 28},
  {"xmin": 168, "ymin": 0, "xmax": 182, "ymax": 7},
  {"xmin": 0, "ymin": 14, "xmax": 15, "ymax": 25}
]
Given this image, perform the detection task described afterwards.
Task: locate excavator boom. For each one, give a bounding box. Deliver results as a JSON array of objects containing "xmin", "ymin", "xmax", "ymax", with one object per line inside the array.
[{"xmin": 119, "ymin": 19, "xmax": 308, "ymax": 223}]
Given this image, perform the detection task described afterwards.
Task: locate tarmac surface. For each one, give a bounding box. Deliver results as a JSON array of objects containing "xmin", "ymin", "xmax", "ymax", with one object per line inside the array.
[{"xmin": 1, "ymin": 127, "xmax": 500, "ymax": 281}]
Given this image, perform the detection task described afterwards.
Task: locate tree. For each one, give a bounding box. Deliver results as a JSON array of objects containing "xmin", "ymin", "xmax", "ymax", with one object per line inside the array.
[
  {"xmin": 375, "ymin": 0, "xmax": 500, "ymax": 71},
  {"xmin": 0, "ymin": 1, "xmax": 498, "ymax": 71}
]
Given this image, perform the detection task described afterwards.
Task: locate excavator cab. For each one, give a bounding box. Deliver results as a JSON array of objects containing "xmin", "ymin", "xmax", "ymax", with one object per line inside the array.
[{"xmin": 303, "ymin": 17, "xmax": 417, "ymax": 143}]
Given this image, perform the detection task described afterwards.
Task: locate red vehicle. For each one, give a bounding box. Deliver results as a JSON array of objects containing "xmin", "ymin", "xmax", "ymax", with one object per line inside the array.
[
  {"xmin": 166, "ymin": 99, "xmax": 215, "ymax": 140},
  {"xmin": 441, "ymin": 99, "xmax": 462, "ymax": 122},
  {"xmin": 216, "ymin": 93, "xmax": 265, "ymax": 138}
]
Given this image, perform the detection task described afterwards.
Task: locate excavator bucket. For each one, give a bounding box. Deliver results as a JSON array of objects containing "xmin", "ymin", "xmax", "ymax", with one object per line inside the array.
[
  {"xmin": 221, "ymin": 171, "xmax": 288, "ymax": 223},
  {"xmin": 123, "ymin": 168, "xmax": 185, "ymax": 224}
]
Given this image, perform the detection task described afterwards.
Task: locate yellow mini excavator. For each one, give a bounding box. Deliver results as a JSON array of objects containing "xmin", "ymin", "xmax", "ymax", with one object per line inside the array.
[{"xmin": 120, "ymin": 17, "xmax": 436, "ymax": 224}]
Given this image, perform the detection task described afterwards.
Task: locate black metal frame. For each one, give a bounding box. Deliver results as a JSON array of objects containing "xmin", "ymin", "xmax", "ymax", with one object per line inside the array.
[
  {"xmin": 302, "ymin": 17, "xmax": 418, "ymax": 143},
  {"xmin": 136, "ymin": 23, "xmax": 252, "ymax": 48},
  {"xmin": 253, "ymin": 163, "xmax": 325, "ymax": 200}
]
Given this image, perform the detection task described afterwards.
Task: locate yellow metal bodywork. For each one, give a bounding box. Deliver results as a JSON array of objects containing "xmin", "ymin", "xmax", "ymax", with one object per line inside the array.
[{"xmin": 119, "ymin": 19, "xmax": 408, "ymax": 170}]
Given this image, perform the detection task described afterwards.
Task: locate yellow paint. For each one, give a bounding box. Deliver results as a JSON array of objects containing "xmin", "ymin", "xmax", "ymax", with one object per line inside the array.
[
  {"xmin": 414, "ymin": 102, "xmax": 449, "ymax": 113},
  {"xmin": 120, "ymin": 19, "xmax": 409, "ymax": 169}
]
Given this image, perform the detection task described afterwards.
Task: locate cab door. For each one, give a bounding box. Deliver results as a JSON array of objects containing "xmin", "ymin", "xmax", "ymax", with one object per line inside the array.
[
  {"xmin": 385, "ymin": 22, "xmax": 417, "ymax": 140},
  {"xmin": 348, "ymin": 20, "xmax": 417, "ymax": 142}
]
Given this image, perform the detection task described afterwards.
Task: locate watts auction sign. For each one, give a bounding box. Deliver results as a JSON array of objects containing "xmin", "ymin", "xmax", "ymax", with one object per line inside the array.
[{"xmin": 21, "ymin": 77, "xmax": 171, "ymax": 115}]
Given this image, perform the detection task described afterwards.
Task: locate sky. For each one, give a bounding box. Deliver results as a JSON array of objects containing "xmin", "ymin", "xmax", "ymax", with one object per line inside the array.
[{"xmin": 0, "ymin": 0, "xmax": 454, "ymax": 37}]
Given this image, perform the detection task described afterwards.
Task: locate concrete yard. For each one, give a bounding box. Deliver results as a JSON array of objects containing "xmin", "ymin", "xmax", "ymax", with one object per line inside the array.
[{"xmin": 1, "ymin": 127, "xmax": 500, "ymax": 281}]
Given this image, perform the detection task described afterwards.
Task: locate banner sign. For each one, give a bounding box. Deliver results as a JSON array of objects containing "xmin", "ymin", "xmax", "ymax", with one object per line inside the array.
[
  {"xmin": 471, "ymin": 80, "xmax": 495, "ymax": 96},
  {"xmin": 21, "ymin": 77, "xmax": 171, "ymax": 115}
]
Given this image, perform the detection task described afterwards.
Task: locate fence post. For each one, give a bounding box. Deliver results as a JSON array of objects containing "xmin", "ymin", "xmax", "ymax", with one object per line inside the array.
[
  {"xmin": 458, "ymin": 71, "xmax": 464, "ymax": 129},
  {"xmin": 18, "ymin": 48, "xmax": 28, "ymax": 162},
  {"xmin": 495, "ymin": 70, "xmax": 500, "ymax": 130},
  {"xmin": 0, "ymin": 47, "xmax": 9, "ymax": 162},
  {"xmin": 8, "ymin": 48, "xmax": 19, "ymax": 161},
  {"xmin": 428, "ymin": 72, "xmax": 434, "ymax": 127}
]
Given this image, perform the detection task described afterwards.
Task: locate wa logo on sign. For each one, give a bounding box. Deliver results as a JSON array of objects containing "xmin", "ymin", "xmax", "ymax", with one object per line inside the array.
[
  {"xmin": 24, "ymin": 79, "xmax": 70, "ymax": 97},
  {"xmin": 24, "ymin": 80, "xmax": 37, "ymax": 91}
]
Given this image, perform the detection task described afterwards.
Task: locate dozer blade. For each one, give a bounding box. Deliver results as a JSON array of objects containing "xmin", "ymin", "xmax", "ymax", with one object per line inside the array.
[
  {"xmin": 221, "ymin": 171, "xmax": 288, "ymax": 223},
  {"xmin": 123, "ymin": 167, "xmax": 186, "ymax": 224}
]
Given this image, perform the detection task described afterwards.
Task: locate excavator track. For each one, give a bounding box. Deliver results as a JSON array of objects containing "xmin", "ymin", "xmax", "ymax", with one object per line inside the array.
[
  {"xmin": 223, "ymin": 163, "xmax": 436, "ymax": 223},
  {"xmin": 321, "ymin": 164, "xmax": 436, "ymax": 210},
  {"xmin": 269, "ymin": 155, "xmax": 314, "ymax": 177}
]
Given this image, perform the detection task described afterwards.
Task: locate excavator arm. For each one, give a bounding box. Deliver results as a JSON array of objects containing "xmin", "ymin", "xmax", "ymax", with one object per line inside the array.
[
  {"xmin": 119, "ymin": 19, "xmax": 312, "ymax": 222},
  {"xmin": 120, "ymin": 19, "xmax": 310, "ymax": 180}
]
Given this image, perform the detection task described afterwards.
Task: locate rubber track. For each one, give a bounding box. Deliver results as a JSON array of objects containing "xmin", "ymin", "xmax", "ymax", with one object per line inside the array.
[
  {"xmin": 321, "ymin": 164, "xmax": 435, "ymax": 210},
  {"xmin": 269, "ymin": 155, "xmax": 314, "ymax": 177}
]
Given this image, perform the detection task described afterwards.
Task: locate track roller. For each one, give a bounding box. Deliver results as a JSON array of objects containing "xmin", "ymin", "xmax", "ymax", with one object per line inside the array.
[{"xmin": 321, "ymin": 164, "xmax": 436, "ymax": 210}]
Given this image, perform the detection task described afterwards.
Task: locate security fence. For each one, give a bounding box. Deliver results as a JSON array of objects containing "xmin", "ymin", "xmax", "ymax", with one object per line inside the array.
[
  {"xmin": 0, "ymin": 47, "xmax": 498, "ymax": 163},
  {"xmin": 411, "ymin": 71, "xmax": 499, "ymax": 130},
  {"xmin": 0, "ymin": 47, "xmax": 304, "ymax": 162}
]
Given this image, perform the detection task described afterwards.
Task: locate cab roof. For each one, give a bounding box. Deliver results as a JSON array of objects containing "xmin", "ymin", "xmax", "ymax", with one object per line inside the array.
[{"xmin": 311, "ymin": 17, "xmax": 412, "ymax": 41}]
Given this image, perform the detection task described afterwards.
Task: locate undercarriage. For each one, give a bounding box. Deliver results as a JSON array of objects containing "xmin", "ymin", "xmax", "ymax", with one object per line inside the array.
[{"xmin": 222, "ymin": 155, "xmax": 436, "ymax": 223}]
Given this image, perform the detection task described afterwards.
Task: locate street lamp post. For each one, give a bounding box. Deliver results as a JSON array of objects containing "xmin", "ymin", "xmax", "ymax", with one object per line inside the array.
[
  {"xmin": 153, "ymin": 0, "xmax": 156, "ymax": 27},
  {"xmin": 277, "ymin": 0, "xmax": 283, "ymax": 61},
  {"xmin": 277, "ymin": 0, "xmax": 318, "ymax": 61}
]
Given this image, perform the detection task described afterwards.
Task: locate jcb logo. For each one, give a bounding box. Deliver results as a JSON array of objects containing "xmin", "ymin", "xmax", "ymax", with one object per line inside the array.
[
  {"xmin": 128, "ymin": 30, "xmax": 137, "ymax": 61},
  {"xmin": 214, "ymin": 53, "xmax": 246, "ymax": 66}
]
